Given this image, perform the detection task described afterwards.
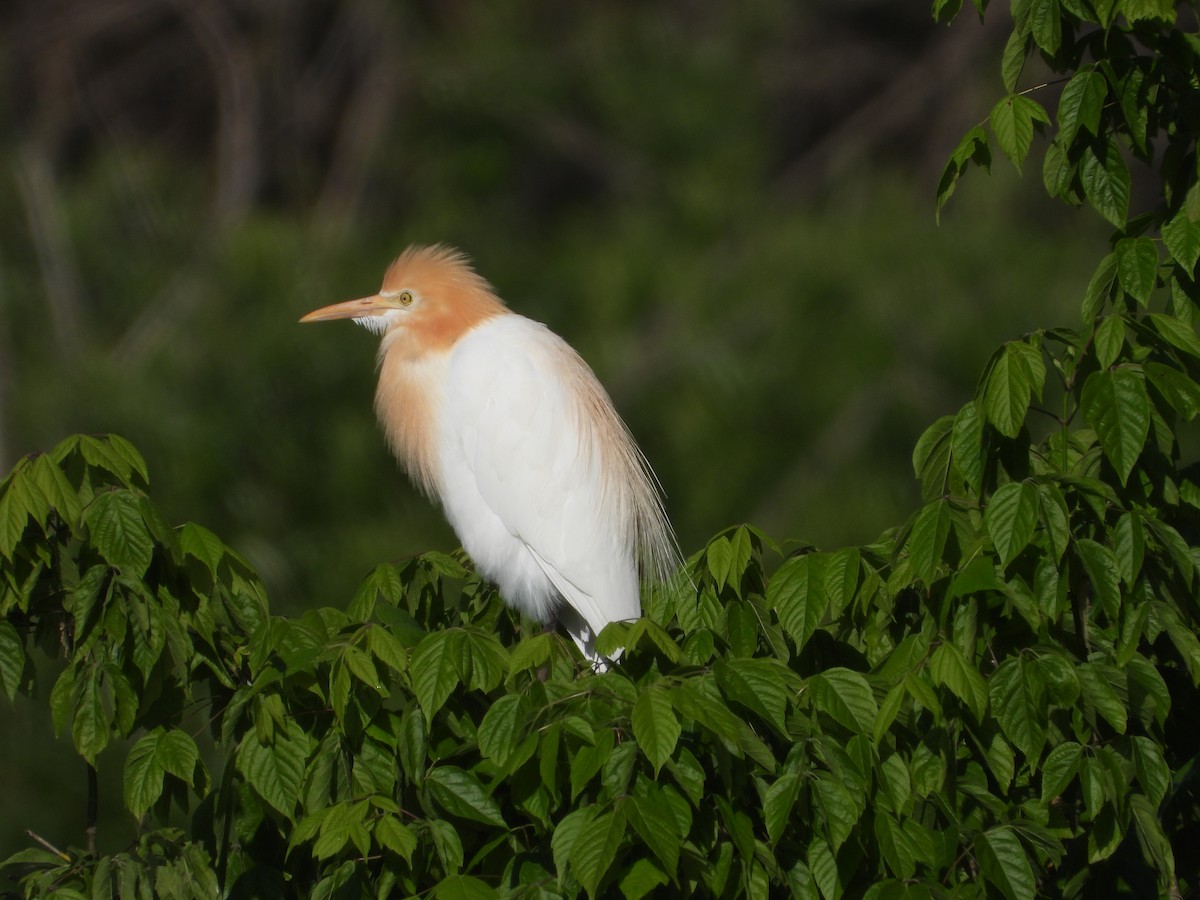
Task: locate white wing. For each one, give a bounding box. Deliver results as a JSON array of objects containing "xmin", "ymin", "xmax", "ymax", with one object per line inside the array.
[{"xmin": 436, "ymin": 314, "xmax": 647, "ymax": 636}]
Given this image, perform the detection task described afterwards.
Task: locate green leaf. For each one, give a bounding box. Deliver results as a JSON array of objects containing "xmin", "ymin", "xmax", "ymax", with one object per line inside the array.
[
  {"xmin": 179, "ymin": 523, "xmax": 225, "ymax": 573},
  {"xmin": 814, "ymin": 773, "xmax": 864, "ymax": 852},
  {"xmin": 1040, "ymin": 741, "xmax": 1082, "ymax": 804},
  {"xmin": 976, "ymin": 825, "xmax": 1036, "ymax": 900},
  {"xmin": 715, "ymin": 658, "xmax": 794, "ymax": 736},
  {"xmin": 1082, "ymin": 253, "xmax": 1119, "ymax": 321},
  {"xmin": 628, "ymin": 787, "xmax": 682, "ymax": 876},
  {"xmin": 237, "ymin": 720, "xmax": 308, "ymax": 819},
  {"xmin": 912, "ymin": 415, "xmax": 953, "ymax": 500},
  {"xmin": 1130, "ymin": 793, "xmax": 1177, "ymax": 885},
  {"xmin": 985, "ymin": 482, "xmax": 1039, "ymax": 568},
  {"xmin": 1115, "ymin": 237, "xmax": 1158, "ymax": 305},
  {"xmin": 1144, "ymin": 362, "xmax": 1200, "ymax": 420},
  {"xmin": 951, "ymin": 401, "xmax": 984, "ymax": 493},
  {"xmin": 1042, "ymin": 137, "xmax": 1074, "ymax": 199},
  {"xmin": 1121, "ymin": 0, "xmax": 1175, "ymax": 22},
  {"xmin": 375, "ymin": 816, "xmax": 417, "ymax": 863},
  {"xmin": 1077, "ymin": 662, "xmax": 1127, "ymax": 733},
  {"xmin": 1056, "ymin": 68, "xmax": 1107, "ymax": 146},
  {"xmin": 1030, "ymin": 0, "xmax": 1061, "ymax": 54},
  {"xmin": 571, "ymin": 808, "xmax": 625, "ymax": 898},
  {"xmin": 874, "ymin": 812, "xmax": 919, "ymax": 881},
  {"xmin": 1080, "ymin": 368, "xmax": 1150, "ymax": 485},
  {"xmin": 84, "ymin": 490, "xmax": 154, "ymax": 578},
  {"xmin": 73, "ymin": 673, "xmax": 109, "ymax": 763},
  {"xmin": 1093, "ymin": 316, "xmax": 1126, "ymax": 370},
  {"xmin": 937, "ymin": 125, "xmax": 991, "ymax": 217},
  {"xmin": 1081, "ymin": 139, "xmax": 1130, "ymax": 229},
  {"xmin": 989, "ymin": 658, "xmax": 1045, "ymax": 762},
  {"xmin": 769, "ymin": 554, "xmax": 827, "ymax": 650},
  {"xmin": 982, "ymin": 341, "xmax": 1045, "ymax": 437},
  {"xmin": 428, "ymin": 818, "xmax": 463, "ymax": 873},
  {"xmin": 426, "ymin": 766, "xmax": 506, "ymax": 828},
  {"xmin": 930, "ymin": 642, "xmax": 989, "ymax": 720},
  {"xmin": 1001, "ymin": 28, "xmax": 1029, "ymax": 93},
  {"xmin": 157, "ymin": 728, "xmax": 199, "ymax": 782},
  {"xmin": 631, "ymin": 686, "xmax": 680, "ymax": 775},
  {"xmin": 907, "ymin": 499, "xmax": 951, "ymax": 586},
  {"xmin": 124, "ymin": 730, "xmax": 166, "ymax": 819},
  {"xmin": 0, "ymin": 621, "xmax": 26, "ymax": 701},
  {"xmin": 618, "ymin": 859, "xmax": 669, "ymax": 900},
  {"xmin": 810, "ymin": 668, "xmax": 877, "ymax": 734},
  {"xmin": 1163, "ymin": 211, "xmax": 1200, "ymax": 276},
  {"xmin": 1037, "ymin": 482, "xmax": 1070, "ymax": 562},
  {"xmin": 989, "ymin": 93, "xmax": 1049, "ymax": 171},
  {"xmin": 1074, "ymin": 538, "xmax": 1121, "ymax": 619},
  {"xmin": 411, "ymin": 631, "xmax": 460, "ymax": 722},
  {"xmin": 29, "ymin": 454, "xmax": 81, "ymax": 525},
  {"xmin": 1130, "ymin": 736, "xmax": 1169, "ymax": 806},
  {"xmin": 477, "ymin": 694, "xmax": 526, "ymax": 767},
  {"xmin": 1148, "ymin": 313, "xmax": 1200, "ymax": 359},
  {"xmin": 763, "ymin": 773, "xmax": 801, "ymax": 847}
]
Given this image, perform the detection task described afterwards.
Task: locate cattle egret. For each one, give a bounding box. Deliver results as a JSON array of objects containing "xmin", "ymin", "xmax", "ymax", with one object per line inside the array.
[{"xmin": 300, "ymin": 245, "xmax": 679, "ymax": 666}]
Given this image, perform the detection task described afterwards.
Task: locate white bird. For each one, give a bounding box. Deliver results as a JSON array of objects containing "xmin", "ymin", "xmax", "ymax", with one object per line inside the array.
[{"xmin": 301, "ymin": 245, "xmax": 678, "ymax": 666}]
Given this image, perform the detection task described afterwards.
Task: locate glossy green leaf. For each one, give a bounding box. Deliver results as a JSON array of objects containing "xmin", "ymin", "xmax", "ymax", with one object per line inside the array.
[
  {"xmin": 84, "ymin": 490, "xmax": 154, "ymax": 577},
  {"xmin": 1077, "ymin": 662, "xmax": 1127, "ymax": 733},
  {"xmin": 571, "ymin": 808, "xmax": 625, "ymax": 898},
  {"xmin": 930, "ymin": 642, "xmax": 988, "ymax": 719},
  {"xmin": 237, "ymin": 720, "xmax": 308, "ymax": 818},
  {"xmin": 1115, "ymin": 237, "xmax": 1158, "ymax": 305},
  {"xmin": 937, "ymin": 125, "xmax": 991, "ymax": 216},
  {"xmin": 1029, "ymin": 0, "xmax": 1061, "ymax": 54},
  {"xmin": 1057, "ymin": 67, "xmax": 1106, "ymax": 146},
  {"xmin": 628, "ymin": 786, "xmax": 682, "ymax": 876},
  {"xmin": 1148, "ymin": 313, "xmax": 1200, "ymax": 358},
  {"xmin": 985, "ymin": 481, "xmax": 1038, "ymax": 568},
  {"xmin": 1080, "ymin": 368, "xmax": 1149, "ymax": 485},
  {"xmin": 762, "ymin": 772, "xmax": 801, "ymax": 847},
  {"xmin": 907, "ymin": 499, "xmax": 951, "ymax": 585},
  {"xmin": 875, "ymin": 812, "xmax": 919, "ymax": 881},
  {"xmin": 124, "ymin": 730, "xmax": 166, "ymax": 819},
  {"xmin": 1082, "ymin": 252, "xmax": 1119, "ymax": 321},
  {"xmin": 1081, "ymin": 139, "xmax": 1130, "ymax": 228},
  {"xmin": 0, "ymin": 621, "xmax": 25, "ymax": 701},
  {"xmin": 477, "ymin": 694, "xmax": 526, "ymax": 767},
  {"xmin": 619, "ymin": 859, "xmax": 669, "ymax": 900},
  {"xmin": 632, "ymin": 685, "xmax": 680, "ymax": 775},
  {"xmin": 989, "ymin": 93, "xmax": 1049, "ymax": 171},
  {"xmin": 976, "ymin": 826, "xmax": 1036, "ymax": 900},
  {"xmin": 411, "ymin": 631, "xmax": 460, "ymax": 722},
  {"xmin": 769, "ymin": 554, "xmax": 827, "ymax": 650},
  {"xmin": 427, "ymin": 766, "xmax": 505, "ymax": 828},
  {"xmin": 1093, "ymin": 316, "xmax": 1125, "ymax": 370},
  {"xmin": 988, "ymin": 658, "xmax": 1046, "ymax": 762},
  {"xmin": 375, "ymin": 816, "xmax": 417, "ymax": 863},
  {"xmin": 982, "ymin": 341, "xmax": 1045, "ymax": 437},
  {"xmin": 1163, "ymin": 211, "xmax": 1200, "ymax": 276},
  {"xmin": 1144, "ymin": 362, "xmax": 1200, "ymax": 420},
  {"xmin": 810, "ymin": 668, "xmax": 877, "ymax": 734}
]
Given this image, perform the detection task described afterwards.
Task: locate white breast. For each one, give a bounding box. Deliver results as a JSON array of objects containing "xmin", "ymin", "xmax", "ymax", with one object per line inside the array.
[{"xmin": 433, "ymin": 314, "xmax": 642, "ymax": 634}]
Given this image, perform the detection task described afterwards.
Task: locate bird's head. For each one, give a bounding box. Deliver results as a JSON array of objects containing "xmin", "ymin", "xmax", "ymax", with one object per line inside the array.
[{"xmin": 301, "ymin": 244, "xmax": 507, "ymax": 351}]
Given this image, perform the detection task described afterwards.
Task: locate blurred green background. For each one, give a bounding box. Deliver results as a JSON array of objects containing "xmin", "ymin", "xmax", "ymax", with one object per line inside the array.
[{"xmin": 1, "ymin": 0, "xmax": 1107, "ymax": 858}]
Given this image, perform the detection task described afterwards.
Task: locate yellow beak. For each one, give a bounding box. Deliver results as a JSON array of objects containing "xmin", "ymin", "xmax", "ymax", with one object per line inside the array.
[{"xmin": 299, "ymin": 295, "xmax": 389, "ymax": 323}]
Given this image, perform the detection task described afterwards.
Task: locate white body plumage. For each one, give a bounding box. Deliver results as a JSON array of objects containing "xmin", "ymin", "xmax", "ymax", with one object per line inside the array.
[{"xmin": 301, "ymin": 245, "xmax": 677, "ymax": 664}]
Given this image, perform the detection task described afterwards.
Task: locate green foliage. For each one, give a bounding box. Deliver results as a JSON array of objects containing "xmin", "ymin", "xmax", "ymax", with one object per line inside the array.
[{"xmin": 4, "ymin": 1, "xmax": 1200, "ymax": 897}]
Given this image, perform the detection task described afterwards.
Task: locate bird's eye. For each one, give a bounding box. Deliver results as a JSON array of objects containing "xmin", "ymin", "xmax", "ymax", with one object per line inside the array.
[{"xmin": 398, "ymin": 290, "xmax": 414, "ymax": 306}]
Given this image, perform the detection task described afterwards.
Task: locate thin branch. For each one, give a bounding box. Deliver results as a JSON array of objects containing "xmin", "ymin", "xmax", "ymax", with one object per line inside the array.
[{"xmin": 24, "ymin": 830, "xmax": 71, "ymax": 862}]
